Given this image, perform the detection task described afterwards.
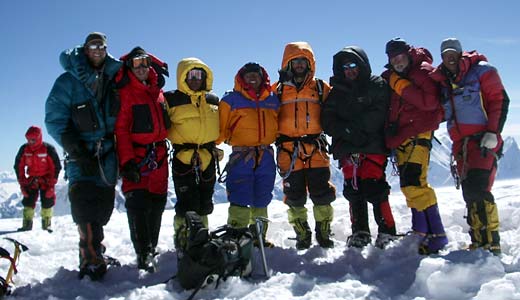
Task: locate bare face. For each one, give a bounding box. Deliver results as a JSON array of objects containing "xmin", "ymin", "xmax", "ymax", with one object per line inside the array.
[
  {"xmin": 84, "ymin": 43, "xmax": 107, "ymax": 69},
  {"xmin": 441, "ymin": 50, "xmax": 461, "ymax": 74},
  {"xmin": 291, "ymin": 57, "xmax": 309, "ymax": 78},
  {"xmin": 243, "ymin": 72, "xmax": 262, "ymax": 92},
  {"xmin": 131, "ymin": 64, "xmax": 149, "ymax": 82},
  {"xmin": 390, "ymin": 53, "xmax": 409, "ymax": 73}
]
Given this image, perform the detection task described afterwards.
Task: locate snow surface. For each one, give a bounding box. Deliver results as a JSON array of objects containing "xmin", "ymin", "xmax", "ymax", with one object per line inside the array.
[{"xmin": 0, "ymin": 179, "xmax": 519, "ymax": 300}]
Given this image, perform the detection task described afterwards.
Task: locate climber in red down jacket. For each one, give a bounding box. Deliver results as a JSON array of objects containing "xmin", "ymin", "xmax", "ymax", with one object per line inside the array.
[{"xmin": 14, "ymin": 125, "xmax": 61, "ymax": 231}]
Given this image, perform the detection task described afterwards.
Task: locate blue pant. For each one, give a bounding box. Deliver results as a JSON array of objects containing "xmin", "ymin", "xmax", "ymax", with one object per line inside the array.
[{"xmin": 226, "ymin": 148, "xmax": 275, "ymax": 208}]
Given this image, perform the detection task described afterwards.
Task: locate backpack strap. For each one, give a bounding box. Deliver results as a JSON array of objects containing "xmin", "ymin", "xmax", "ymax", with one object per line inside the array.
[{"xmin": 316, "ymin": 78, "xmax": 324, "ymax": 103}]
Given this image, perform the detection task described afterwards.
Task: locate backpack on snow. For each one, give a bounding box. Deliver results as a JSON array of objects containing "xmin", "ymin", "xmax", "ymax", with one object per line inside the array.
[{"xmin": 177, "ymin": 211, "xmax": 254, "ymax": 291}]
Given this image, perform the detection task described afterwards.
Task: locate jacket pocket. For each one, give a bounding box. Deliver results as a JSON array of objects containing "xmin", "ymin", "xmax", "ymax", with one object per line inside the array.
[
  {"xmin": 132, "ymin": 104, "xmax": 153, "ymax": 133},
  {"xmin": 71, "ymin": 100, "xmax": 99, "ymax": 132}
]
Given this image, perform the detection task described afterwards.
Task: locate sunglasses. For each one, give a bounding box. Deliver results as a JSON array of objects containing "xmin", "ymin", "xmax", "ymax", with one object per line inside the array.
[
  {"xmin": 27, "ymin": 138, "xmax": 37, "ymax": 144},
  {"xmin": 87, "ymin": 44, "xmax": 107, "ymax": 50},
  {"xmin": 342, "ymin": 62, "xmax": 357, "ymax": 70},
  {"xmin": 130, "ymin": 55, "xmax": 151, "ymax": 69},
  {"xmin": 292, "ymin": 58, "xmax": 308, "ymax": 65},
  {"xmin": 187, "ymin": 69, "xmax": 203, "ymax": 80}
]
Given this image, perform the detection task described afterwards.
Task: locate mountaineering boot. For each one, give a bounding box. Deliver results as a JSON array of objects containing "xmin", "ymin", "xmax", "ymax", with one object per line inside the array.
[
  {"xmin": 467, "ymin": 199, "xmax": 501, "ymax": 255},
  {"xmin": 373, "ymin": 200, "xmax": 398, "ymax": 249},
  {"xmin": 288, "ymin": 206, "xmax": 311, "ymax": 249},
  {"xmin": 315, "ymin": 221, "xmax": 334, "ymax": 248},
  {"xmin": 347, "ymin": 231, "xmax": 371, "ymax": 248},
  {"xmin": 413, "ymin": 205, "xmax": 448, "ymax": 255},
  {"xmin": 18, "ymin": 207, "xmax": 35, "ymax": 231},
  {"xmin": 127, "ymin": 209, "xmax": 153, "ymax": 269},
  {"xmin": 41, "ymin": 207, "xmax": 53, "ymax": 231},
  {"xmin": 78, "ymin": 223, "xmax": 108, "ymax": 281},
  {"xmin": 314, "ymin": 204, "xmax": 334, "ymax": 248},
  {"xmin": 250, "ymin": 207, "xmax": 274, "ymax": 248},
  {"xmin": 137, "ymin": 252, "xmax": 155, "ymax": 272},
  {"xmin": 293, "ymin": 220, "xmax": 312, "ymax": 250}
]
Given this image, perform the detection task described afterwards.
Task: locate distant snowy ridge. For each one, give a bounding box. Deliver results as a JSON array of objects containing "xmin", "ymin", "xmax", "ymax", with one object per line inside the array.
[{"xmin": 1, "ymin": 134, "xmax": 519, "ymax": 219}]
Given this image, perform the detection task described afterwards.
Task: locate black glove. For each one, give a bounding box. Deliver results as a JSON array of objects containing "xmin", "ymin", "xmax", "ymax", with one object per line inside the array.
[
  {"xmin": 343, "ymin": 128, "xmax": 368, "ymax": 147},
  {"xmin": 121, "ymin": 160, "xmax": 141, "ymax": 183},
  {"xmin": 76, "ymin": 155, "xmax": 99, "ymax": 177}
]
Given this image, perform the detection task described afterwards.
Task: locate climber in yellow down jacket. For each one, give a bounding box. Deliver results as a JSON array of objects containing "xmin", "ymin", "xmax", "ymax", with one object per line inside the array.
[{"xmin": 164, "ymin": 57, "xmax": 220, "ymax": 253}]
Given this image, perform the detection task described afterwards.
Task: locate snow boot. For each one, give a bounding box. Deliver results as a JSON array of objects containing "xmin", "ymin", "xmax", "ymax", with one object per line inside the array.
[
  {"xmin": 17, "ymin": 207, "xmax": 34, "ymax": 231},
  {"xmin": 314, "ymin": 205, "xmax": 334, "ymax": 248}
]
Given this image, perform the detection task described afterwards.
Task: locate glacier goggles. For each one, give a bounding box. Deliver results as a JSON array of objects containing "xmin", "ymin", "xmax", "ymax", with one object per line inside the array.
[
  {"xmin": 187, "ymin": 69, "xmax": 204, "ymax": 80},
  {"xmin": 86, "ymin": 44, "xmax": 107, "ymax": 50},
  {"xmin": 342, "ymin": 62, "xmax": 358, "ymax": 70},
  {"xmin": 129, "ymin": 55, "xmax": 151, "ymax": 69}
]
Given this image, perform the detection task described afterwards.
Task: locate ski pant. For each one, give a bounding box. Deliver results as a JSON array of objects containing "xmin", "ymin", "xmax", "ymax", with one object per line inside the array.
[
  {"xmin": 396, "ymin": 131, "xmax": 437, "ymax": 211},
  {"xmin": 125, "ymin": 189, "xmax": 167, "ymax": 256},
  {"xmin": 69, "ymin": 181, "xmax": 115, "ymax": 267},
  {"xmin": 453, "ymin": 137, "xmax": 502, "ymax": 248},
  {"xmin": 172, "ymin": 156, "xmax": 215, "ymax": 217},
  {"xmin": 22, "ymin": 188, "xmax": 55, "ymax": 209},
  {"xmin": 341, "ymin": 153, "xmax": 395, "ymax": 235},
  {"xmin": 226, "ymin": 147, "xmax": 276, "ymax": 208}
]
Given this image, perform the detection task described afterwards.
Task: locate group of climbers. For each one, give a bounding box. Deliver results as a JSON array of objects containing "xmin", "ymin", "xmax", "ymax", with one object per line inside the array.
[{"xmin": 11, "ymin": 31, "xmax": 508, "ymax": 281}]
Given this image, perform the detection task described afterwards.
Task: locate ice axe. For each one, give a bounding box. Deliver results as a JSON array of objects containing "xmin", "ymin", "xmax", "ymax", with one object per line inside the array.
[
  {"xmin": 0, "ymin": 247, "xmax": 17, "ymax": 297},
  {"xmin": 3, "ymin": 238, "xmax": 28, "ymax": 287},
  {"xmin": 254, "ymin": 216, "xmax": 270, "ymax": 278}
]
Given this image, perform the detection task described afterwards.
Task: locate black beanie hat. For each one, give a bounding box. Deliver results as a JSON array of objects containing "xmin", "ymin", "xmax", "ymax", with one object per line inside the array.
[
  {"xmin": 84, "ymin": 32, "xmax": 107, "ymax": 46},
  {"xmin": 385, "ymin": 37, "xmax": 410, "ymax": 58},
  {"xmin": 240, "ymin": 62, "xmax": 263, "ymax": 78},
  {"xmin": 127, "ymin": 46, "xmax": 147, "ymax": 60}
]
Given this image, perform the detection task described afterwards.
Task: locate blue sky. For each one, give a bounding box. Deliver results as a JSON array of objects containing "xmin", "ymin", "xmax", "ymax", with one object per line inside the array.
[{"xmin": 1, "ymin": 0, "xmax": 519, "ymax": 171}]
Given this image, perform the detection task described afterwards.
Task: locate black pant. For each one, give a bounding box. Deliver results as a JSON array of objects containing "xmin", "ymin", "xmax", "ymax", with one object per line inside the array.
[
  {"xmin": 125, "ymin": 189, "xmax": 167, "ymax": 255},
  {"xmin": 172, "ymin": 156, "xmax": 215, "ymax": 217}
]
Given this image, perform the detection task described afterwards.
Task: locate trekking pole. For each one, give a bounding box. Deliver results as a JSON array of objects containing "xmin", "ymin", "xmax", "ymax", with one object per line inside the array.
[
  {"xmin": 3, "ymin": 238, "xmax": 29, "ymax": 286},
  {"xmin": 254, "ymin": 217, "xmax": 270, "ymax": 278}
]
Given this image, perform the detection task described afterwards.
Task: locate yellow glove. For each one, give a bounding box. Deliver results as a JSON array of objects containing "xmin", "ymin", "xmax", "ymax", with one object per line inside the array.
[{"xmin": 389, "ymin": 72, "xmax": 411, "ymax": 96}]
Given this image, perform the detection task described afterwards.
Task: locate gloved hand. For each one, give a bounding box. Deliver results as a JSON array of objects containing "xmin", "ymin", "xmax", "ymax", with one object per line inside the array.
[
  {"xmin": 343, "ymin": 127, "xmax": 368, "ymax": 147},
  {"xmin": 389, "ymin": 72, "xmax": 411, "ymax": 96},
  {"xmin": 76, "ymin": 155, "xmax": 99, "ymax": 176},
  {"xmin": 121, "ymin": 160, "xmax": 141, "ymax": 183},
  {"xmin": 480, "ymin": 132, "xmax": 498, "ymax": 149}
]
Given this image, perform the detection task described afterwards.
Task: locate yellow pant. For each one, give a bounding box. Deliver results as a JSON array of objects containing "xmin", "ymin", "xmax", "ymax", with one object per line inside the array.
[{"xmin": 396, "ymin": 131, "xmax": 437, "ymax": 211}]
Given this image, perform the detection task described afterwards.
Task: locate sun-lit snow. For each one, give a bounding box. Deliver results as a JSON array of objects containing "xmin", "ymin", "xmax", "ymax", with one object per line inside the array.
[{"xmin": 0, "ymin": 178, "xmax": 519, "ymax": 300}]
